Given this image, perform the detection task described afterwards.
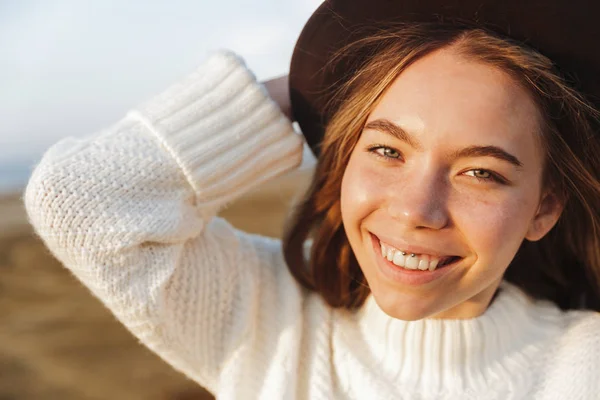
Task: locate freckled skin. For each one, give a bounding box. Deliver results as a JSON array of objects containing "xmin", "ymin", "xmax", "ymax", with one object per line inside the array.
[{"xmin": 340, "ymin": 47, "xmax": 563, "ymax": 320}]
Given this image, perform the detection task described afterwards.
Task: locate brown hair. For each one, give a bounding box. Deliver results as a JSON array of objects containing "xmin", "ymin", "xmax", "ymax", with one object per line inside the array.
[{"xmin": 283, "ymin": 23, "xmax": 600, "ymax": 311}]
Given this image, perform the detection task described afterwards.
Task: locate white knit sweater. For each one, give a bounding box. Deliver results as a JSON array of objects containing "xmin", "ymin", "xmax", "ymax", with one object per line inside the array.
[{"xmin": 24, "ymin": 51, "xmax": 600, "ymax": 400}]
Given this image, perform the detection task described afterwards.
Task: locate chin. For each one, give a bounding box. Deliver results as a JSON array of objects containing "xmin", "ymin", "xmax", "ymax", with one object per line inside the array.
[{"xmin": 370, "ymin": 287, "xmax": 442, "ymax": 321}]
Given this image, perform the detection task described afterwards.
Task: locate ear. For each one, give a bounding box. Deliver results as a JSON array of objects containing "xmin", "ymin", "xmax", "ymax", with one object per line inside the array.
[{"xmin": 525, "ymin": 191, "xmax": 564, "ymax": 241}]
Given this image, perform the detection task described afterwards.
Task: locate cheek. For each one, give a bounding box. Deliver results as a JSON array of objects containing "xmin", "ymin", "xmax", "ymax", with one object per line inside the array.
[
  {"xmin": 340, "ymin": 156, "xmax": 384, "ymax": 231},
  {"xmin": 453, "ymin": 188, "xmax": 539, "ymax": 263}
]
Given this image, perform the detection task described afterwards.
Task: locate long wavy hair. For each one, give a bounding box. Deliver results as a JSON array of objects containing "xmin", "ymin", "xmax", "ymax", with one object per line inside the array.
[{"xmin": 283, "ymin": 23, "xmax": 600, "ymax": 311}]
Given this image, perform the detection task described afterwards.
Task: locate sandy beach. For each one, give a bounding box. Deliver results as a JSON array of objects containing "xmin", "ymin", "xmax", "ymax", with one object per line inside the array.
[{"xmin": 0, "ymin": 168, "xmax": 312, "ymax": 400}]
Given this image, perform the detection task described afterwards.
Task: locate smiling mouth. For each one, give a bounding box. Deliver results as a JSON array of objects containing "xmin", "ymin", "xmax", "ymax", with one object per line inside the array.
[{"xmin": 375, "ymin": 236, "xmax": 462, "ymax": 272}]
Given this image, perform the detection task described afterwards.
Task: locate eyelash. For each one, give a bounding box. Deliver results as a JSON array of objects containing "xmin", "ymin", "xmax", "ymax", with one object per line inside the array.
[
  {"xmin": 367, "ymin": 144, "xmax": 404, "ymax": 161},
  {"xmin": 366, "ymin": 144, "xmax": 507, "ymax": 184}
]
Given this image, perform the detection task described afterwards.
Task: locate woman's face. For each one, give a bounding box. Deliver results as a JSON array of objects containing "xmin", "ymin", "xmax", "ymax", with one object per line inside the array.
[{"xmin": 340, "ymin": 47, "xmax": 563, "ymax": 320}]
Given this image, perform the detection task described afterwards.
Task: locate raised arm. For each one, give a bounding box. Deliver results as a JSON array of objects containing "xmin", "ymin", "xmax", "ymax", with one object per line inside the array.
[
  {"xmin": 263, "ymin": 75, "xmax": 292, "ymax": 120},
  {"xmin": 23, "ymin": 51, "xmax": 305, "ymax": 393}
]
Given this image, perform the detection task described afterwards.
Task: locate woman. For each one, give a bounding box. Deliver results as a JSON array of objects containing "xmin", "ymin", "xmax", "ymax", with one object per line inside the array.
[{"xmin": 24, "ymin": 0, "xmax": 600, "ymax": 398}]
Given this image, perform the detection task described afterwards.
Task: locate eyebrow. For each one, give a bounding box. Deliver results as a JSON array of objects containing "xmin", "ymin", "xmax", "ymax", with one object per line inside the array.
[
  {"xmin": 363, "ymin": 118, "xmax": 524, "ymax": 169},
  {"xmin": 364, "ymin": 119, "xmax": 423, "ymax": 150}
]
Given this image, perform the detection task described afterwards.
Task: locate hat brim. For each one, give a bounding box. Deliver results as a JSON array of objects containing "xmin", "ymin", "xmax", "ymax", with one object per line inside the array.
[{"xmin": 289, "ymin": 0, "xmax": 599, "ymax": 156}]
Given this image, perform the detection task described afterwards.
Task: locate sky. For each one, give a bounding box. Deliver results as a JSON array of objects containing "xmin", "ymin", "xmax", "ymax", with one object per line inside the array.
[{"xmin": 0, "ymin": 0, "xmax": 321, "ymax": 194}]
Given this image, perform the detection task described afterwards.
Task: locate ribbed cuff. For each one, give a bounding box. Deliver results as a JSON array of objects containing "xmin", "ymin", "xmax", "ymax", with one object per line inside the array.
[{"xmin": 129, "ymin": 51, "xmax": 304, "ymax": 206}]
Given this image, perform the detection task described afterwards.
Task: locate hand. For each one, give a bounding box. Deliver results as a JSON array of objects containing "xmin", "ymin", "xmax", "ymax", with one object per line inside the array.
[{"xmin": 263, "ymin": 75, "xmax": 292, "ymax": 121}]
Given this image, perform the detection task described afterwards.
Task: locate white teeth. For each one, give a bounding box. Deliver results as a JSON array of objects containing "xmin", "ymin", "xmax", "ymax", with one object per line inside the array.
[
  {"xmin": 379, "ymin": 240, "xmax": 446, "ymax": 271},
  {"xmin": 392, "ymin": 251, "xmax": 406, "ymax": 266},
  {"xmin": 418, "ymin": 254, "xmax": 430, "ymax": 271},
  {"xmin": 386, "ymin": 247, "xmax": 394, "ymax": 261},
  {"xmin": 405, "ymin": 256, "xmax": 419, "ymax": 269},
  {"xmin": 428, "ymin": 259, "xmax": 439, "ymax": 271}
]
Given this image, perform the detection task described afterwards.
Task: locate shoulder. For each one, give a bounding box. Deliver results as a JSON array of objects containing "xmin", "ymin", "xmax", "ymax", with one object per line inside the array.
[
  {"xmin": 538, "ymin": 308, "xmax": 600, "ymax": 377},
  {"xmin": 506, "ymin": 283, "xmax": 600, "ymax": 349},
  {"xmin": 557, "ymin": 308, "xmax": 600, "ymax": 350},
  {"xmin": 534, "ymin": 309, "xmax": 600, "ymax": 396}
]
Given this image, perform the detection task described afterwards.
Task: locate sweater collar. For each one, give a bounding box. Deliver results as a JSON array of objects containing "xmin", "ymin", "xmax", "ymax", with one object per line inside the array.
[{"xmin": 343, "ymin": 280, "xmax": 564, "ymax": 393}]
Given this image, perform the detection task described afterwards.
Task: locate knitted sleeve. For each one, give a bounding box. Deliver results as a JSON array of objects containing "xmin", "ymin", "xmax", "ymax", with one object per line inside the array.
[{"xmin": 23, "ymin": 51, "xmax": 305, "ymax": 392}]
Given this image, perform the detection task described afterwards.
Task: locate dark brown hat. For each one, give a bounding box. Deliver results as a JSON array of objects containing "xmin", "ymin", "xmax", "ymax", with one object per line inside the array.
[{"xmin": 289, "ymin": 0, "xmax": 600, "ymax": 156}]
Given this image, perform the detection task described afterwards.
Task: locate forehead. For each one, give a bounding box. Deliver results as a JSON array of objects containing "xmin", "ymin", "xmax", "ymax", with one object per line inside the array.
[{"xmin": 367, "ymin": 47, "xmax": 543, "ymax": 157}]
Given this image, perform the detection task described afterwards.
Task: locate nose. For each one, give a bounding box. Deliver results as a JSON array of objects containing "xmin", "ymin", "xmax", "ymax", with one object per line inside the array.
[{"xmin": 386, "ymin": 168, "xmax": 449, "ymax": 230}]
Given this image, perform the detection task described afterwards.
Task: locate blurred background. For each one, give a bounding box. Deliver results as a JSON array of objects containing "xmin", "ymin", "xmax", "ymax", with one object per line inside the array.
[{"xmin": 0, "ymin": 1, "xmax": 319, "ymax": 398}]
